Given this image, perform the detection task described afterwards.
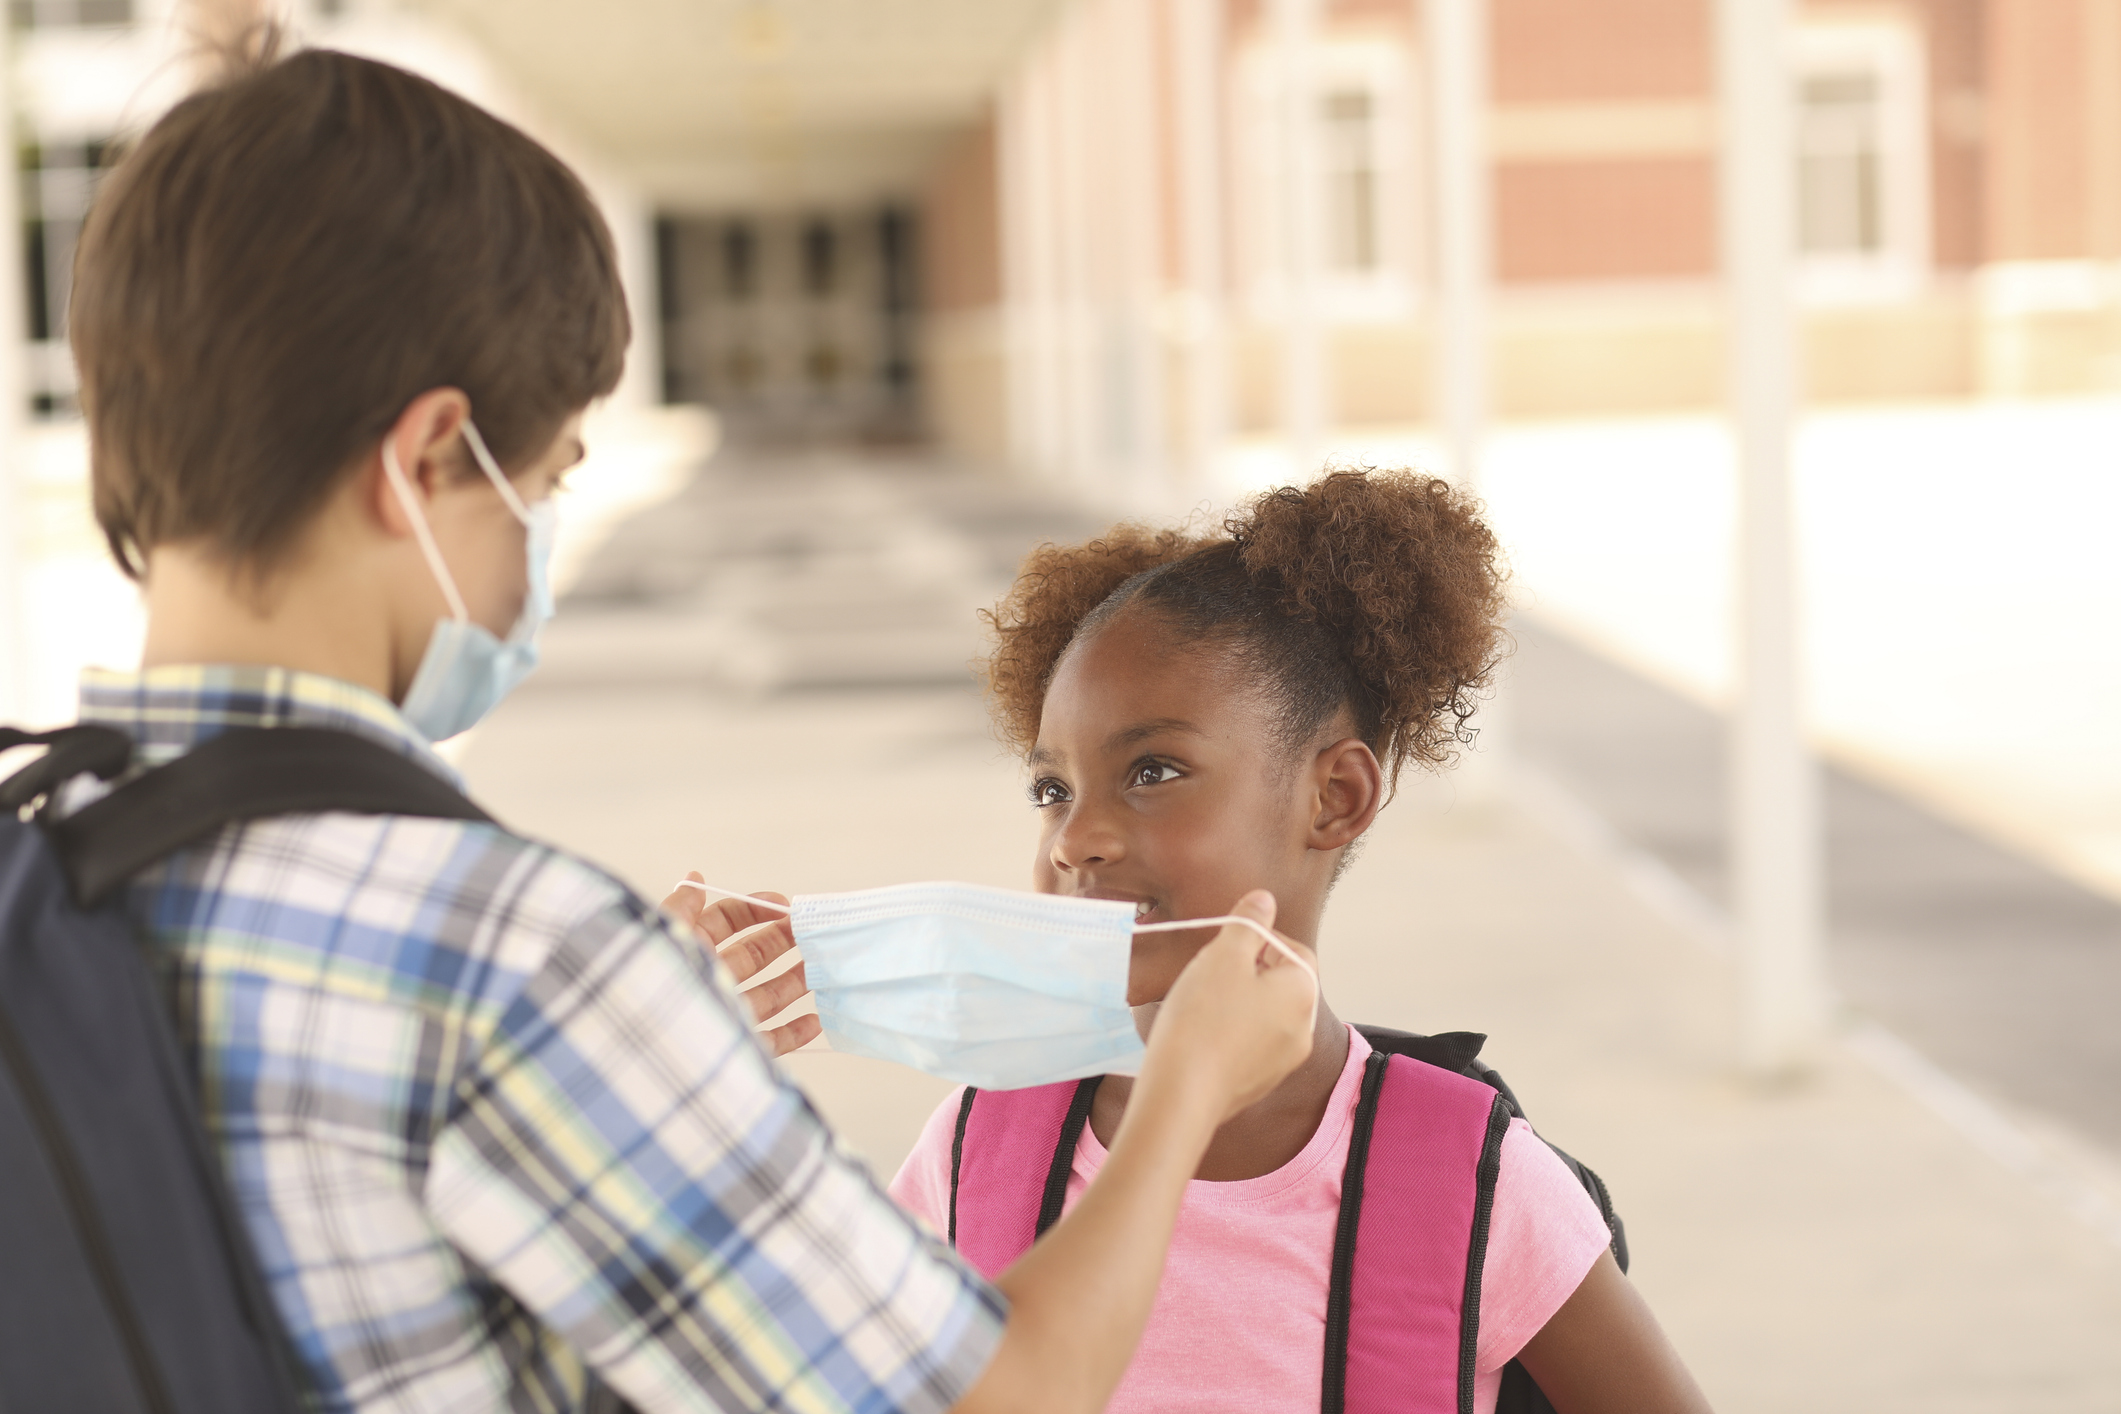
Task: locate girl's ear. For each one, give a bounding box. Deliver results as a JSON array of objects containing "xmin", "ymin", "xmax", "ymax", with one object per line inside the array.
[{"xmin": 1308, "ymin": 738, "xmax": 1384, "ymax": 852}]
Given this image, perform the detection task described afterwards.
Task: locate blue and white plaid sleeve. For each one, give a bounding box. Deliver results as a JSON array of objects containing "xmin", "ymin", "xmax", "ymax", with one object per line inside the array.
[{"xmin": 423, "ymin": 883, "xmax": 1005, "ymax": 1414}]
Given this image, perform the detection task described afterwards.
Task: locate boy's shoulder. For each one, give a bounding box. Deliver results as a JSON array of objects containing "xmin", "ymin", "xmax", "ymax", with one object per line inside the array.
[{"xmin": 141, "ymin": 805, "xmax": 691, "ymax": 1012}]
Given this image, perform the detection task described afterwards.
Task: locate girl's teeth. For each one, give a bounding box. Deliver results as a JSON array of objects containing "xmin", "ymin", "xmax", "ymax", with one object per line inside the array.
[{"xmin": 1135, "ymin": 900, "xmax": 1152, "ymax": 920}]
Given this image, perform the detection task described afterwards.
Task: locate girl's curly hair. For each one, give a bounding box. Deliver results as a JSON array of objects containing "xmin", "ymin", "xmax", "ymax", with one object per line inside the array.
[{"xmin": 980, "ymin": 469, "xmax": 1509, "ymax": 786}]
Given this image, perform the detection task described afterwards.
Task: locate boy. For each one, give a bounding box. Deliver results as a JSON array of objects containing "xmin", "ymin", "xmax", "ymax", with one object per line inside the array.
[{"xmin": 57, "ymin": 42, "xmax": 1315, "ymax": 1414}]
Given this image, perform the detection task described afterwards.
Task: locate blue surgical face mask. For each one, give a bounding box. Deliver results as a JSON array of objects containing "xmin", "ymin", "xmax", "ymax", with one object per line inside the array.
[
  {"xmin": 381, "ymin": 420, "xmax": 557, "ymax": 743},
  {"xmin": 678, "ymin": 880, "xmax": 1316, "ymax": 1091}
]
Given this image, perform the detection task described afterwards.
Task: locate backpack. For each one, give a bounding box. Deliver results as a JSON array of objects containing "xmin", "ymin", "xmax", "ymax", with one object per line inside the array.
[
  {"xmin": 945, "ymin": 1025, "xmax": 1628, "ymax": 1414},
  {"xmin": 0, "ymin": 723, "xmax": 492, "ymax": 1414}
]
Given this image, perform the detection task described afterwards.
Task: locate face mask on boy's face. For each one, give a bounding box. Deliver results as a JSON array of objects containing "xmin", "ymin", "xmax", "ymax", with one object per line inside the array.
[{"xmin": 380, "ymin": 420, "xmax": 557, "ymax": 743}]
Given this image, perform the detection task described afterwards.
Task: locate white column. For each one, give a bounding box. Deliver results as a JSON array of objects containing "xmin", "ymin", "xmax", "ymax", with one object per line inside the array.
[
  {"xmin": 1045, "ymin": 15, "xmax": 1085, "ymax": 485},
  {"xmin": 1022, "ymin": 53, "xmax": 1068, "ymax": 478},
  {"xmin": 1171, "ymin": 0, "xmax": 1231, "ymax": 495},
  {"xmin": 0, "ymin": 19, "xmax": 24, "ymax": 725},
  {"xmin": 1424, "ymin": 0, "xmax": 1506, "ymax": 790},
  {"xmin": 999, "ymin": 58, "xmax": 1049, "ymax": 476},
  {"xmin": 1271, "ymin": 0, "xmax": 1328, "ymax": 476},
  {"xmin": 1717, "ymin": 0, "xmax": 1824, "ymax": 1075},
  {"xmin": 1113, "ymin": 0, "xmax": 1168, "ymax": 505},
  {"xmin": 1425, "ymin": 0, "xmax": 1488, "ymax": 487}
]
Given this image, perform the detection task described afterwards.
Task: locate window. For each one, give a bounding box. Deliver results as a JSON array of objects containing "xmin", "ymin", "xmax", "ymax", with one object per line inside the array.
[
  {"xmin": 21, "ymin": 138, "xmax": 112, "ymax": 415},
  {"xmin": 1235, "ymin": 39, "xmax": 1415, "ymax": 322},
  {"xmin": 655, "ymin": 208, "xmax": 919, "ymax": 436},
  {"xmin": 722, "ymin": 223, "xmax": 757, "ymax": 299},
  {"xmin": 1799, "ymin": 72, "xmax": 1882, "ymax": 256},
  {"xmin": 1321, "ymin": 88, "xmax": 1380, "ymax": 274},
  {"xmin": 1794, "ymin": 24, "xmax": 1927, "ymax": 300},
  {"xmin": 802, "ymin": 219, "xmax": 838, "ymax": 296}
]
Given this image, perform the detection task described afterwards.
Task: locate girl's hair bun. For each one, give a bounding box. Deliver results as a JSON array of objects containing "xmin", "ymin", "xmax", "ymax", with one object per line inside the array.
[
  {"xmin": 980, "ymin": 468, "xmax": 1509, "ymax": 784},
  {"xmin": 1232, "ymin": 468, "xmax": 1509, "ymax": 777}
]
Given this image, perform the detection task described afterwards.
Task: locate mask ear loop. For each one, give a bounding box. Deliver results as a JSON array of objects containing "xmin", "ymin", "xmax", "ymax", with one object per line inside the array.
[
  {"xmin": 1134, "ymin": 915, "xmax": 1321, "ymax": 1031},
  {"xmin": 460, "ymin": 419, "xmax": 535, "ymax": 525},
  {"xmin": 675, "ymin": 878, "xmax": 792, "ymax": 914},
  {"xmin": 380, "ymin": 438, "xmax": 470, "ymax": 624},
  {"xmin": 672, "ymin": 880, "xmax": 795, "ymax": 963}
]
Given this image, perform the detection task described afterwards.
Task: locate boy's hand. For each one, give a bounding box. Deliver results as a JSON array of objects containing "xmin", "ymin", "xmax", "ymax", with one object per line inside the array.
[
  {"xmin": 661, "ymin": 871, "xmax": 821, "ymax": 1056},
  {"xmin": 1140, "ymin": 890, "xmax": 1316, "ymax": 1124}
]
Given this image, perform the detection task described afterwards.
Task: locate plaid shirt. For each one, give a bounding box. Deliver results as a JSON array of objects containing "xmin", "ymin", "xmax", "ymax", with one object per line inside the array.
[{"xmin": 73, "ymin": 665, "xmax": 1003, "ymax": 1414}]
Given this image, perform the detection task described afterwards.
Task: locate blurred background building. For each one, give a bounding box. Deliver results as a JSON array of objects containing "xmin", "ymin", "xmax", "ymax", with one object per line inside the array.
[
  {"xmin": 4, "ymin": 3, "xmax": 2121, "ymax": 1407},
  {"xmin": 922, "ymin": 0, "xmax": 2121, "ymax": 480},
  {"xmin": 14, "ymin": 3, "xmax": 2121, "ymax": 460}
]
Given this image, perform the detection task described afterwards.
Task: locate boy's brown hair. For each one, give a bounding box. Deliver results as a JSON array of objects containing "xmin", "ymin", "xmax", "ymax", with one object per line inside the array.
[{"xmin": 71, "ymin": 46, "xmax": 630, "ymax": 581}]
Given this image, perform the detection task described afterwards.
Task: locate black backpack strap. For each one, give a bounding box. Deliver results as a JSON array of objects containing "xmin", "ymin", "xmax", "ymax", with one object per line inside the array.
[
  {"xmin": 945, "ymin": 1076, "xmax": 1100, "ymax": 1251},
  {"xmin": 1342, "ymin": 1026, "xmax": 1627, "ymax": 1414},
  {"xmin": 0, "ymin": 724, "xmax": 134, "ymax": 811},
  {"xmin": 46, "ymin": 726, "xmax": 492, "ymax": 907},
  {"xmin": 947, "ymin": 1086, "xmax": 979, "ymax": 1246},
  {"xmin": 1353, "ymin": 1023, "xmax": 1624, "ymax": 1270},
  {"xmin": 1033, "ymin": 1077, "xmax": 1102, "ymax": 1239},
  {"xmin": 1353, "ymin": 1024, "xmax": 1488, "ymax": 1074},
  {"xmin": 1320, "ymin": 1049, "xmax": 1388, "ymax": 1414},
  {"xmin": 1459, "ymin": 1095, "xmax": 1513, "ymax": 1414}
]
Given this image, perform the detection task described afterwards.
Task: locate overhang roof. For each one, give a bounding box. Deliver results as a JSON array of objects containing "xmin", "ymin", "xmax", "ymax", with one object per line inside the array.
[{"xmin": 406, "ymin": 0, "xmax": 1064, "ymax": 210}]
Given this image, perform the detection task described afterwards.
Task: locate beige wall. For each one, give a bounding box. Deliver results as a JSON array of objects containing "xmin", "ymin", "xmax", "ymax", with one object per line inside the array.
[
  {"xmin": 912, "ymin": 0, "xmax": 2121, "ymax": 474},
  {"xmin": 1219, "ymin": 291, "xmax": 2016, "ymax": 431},
  {"xmin": 921, "ymin": 113, "xmax": 1006, "ymax": 462},
  {"xmin": 922, "ymin": 309, "xmax": 1012, "ymax": 466}
]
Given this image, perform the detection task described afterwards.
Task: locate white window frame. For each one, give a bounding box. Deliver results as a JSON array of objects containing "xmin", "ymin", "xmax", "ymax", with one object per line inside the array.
[
  {"xmin": 1233, "ymin": 37, "xmax": 1418, "ymax": 324},
  {"xmin": 1793, "ymin": 20, "xmax": 1929, "ymax": 304}
]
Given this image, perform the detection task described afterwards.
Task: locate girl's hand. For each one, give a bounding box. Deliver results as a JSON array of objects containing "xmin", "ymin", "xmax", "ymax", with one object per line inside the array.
[{"xmin": 661, "ymin": 871, "xmax": 822, "ymax": 1056}]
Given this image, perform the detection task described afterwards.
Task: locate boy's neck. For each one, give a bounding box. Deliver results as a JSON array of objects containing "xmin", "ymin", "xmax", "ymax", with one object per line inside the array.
[
  {"xmin": 140, "ymin": 542, "xmax": 397, "ymax": 701},
  {"xmin": 1094, "ymin": 998, "xmax": 1350, "ymax": 1183}
]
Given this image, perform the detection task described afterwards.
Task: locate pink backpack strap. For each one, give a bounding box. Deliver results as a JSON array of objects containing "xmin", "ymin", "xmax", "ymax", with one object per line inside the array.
[
  {"xmin": 1325, "ymin": 1051, "xmax": 1513, "ymax": 1414},
  {"xmin": 947, "ymin": 1078, "xmax": 1100, "ymax": 1278}
]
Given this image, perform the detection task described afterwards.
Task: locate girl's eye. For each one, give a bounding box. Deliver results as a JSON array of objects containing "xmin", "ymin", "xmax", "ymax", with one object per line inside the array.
[
  {"xmin": 1130, "ymin": 761, "xmax": 1180, "ymax": 788},
  {"xmin": 1029, "ymin": 778, "xmax": 1071, "ymax": 808}
]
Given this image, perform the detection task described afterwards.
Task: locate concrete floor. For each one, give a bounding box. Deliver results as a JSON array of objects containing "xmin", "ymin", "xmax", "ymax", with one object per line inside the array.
[
  {"xmin": 460, "ymin": 448, "xmax": 2121, "ymax": 1414},
  {"xmin": 1513, "ymin": 621, "xmax": 2121, "ymax": 1151}
]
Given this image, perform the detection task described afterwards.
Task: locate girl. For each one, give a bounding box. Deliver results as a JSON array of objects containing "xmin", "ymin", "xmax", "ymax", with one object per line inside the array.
[{"xmin": 891, "ymin": 470, "xmax": 1711, "ymax": 1414}]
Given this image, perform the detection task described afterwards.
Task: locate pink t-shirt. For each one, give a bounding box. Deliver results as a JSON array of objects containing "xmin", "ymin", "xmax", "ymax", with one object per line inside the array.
[{"xmin": 890, "ymin": 1028, "xmax": 1613, "ymax": 1414}]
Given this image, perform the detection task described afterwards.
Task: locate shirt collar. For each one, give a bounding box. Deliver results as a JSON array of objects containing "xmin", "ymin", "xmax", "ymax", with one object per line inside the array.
[{"xmin": 77, "ymin": 664, "xmax": 463, "ymax": 789}]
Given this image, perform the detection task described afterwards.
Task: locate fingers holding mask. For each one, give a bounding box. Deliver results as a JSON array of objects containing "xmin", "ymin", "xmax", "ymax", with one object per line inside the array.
[
  {"xmin": 1149, "ymin": 890, "xmax": 1319, "ymax": 1120},
  {"xmin": 720, "ymin": 926, "xmax": 819, "ymax": 1057},
  {"xmin": 666, "ymin": 872, "xmax": 794, "ymax": 957},
  {"xmin": 665, "ymin": 872, "xmax": 817, "ymax": 1054}
]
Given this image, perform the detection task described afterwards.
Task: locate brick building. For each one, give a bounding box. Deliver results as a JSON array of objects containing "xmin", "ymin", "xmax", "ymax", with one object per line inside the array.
[{"xmin": 916, "ymin": 0, "xmax": 2121, "ymax": 491}]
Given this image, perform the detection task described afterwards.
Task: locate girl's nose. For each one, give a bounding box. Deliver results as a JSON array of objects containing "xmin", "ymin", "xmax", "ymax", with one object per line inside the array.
[{"xmin": 1049, "ymin": 805, "xmax": 1125, "ymax": 873}]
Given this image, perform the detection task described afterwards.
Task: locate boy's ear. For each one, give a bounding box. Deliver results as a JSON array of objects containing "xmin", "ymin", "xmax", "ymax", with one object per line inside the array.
[
  {"xmin": 367, "ymin": 387, "xmax": 474, "ymax": 537},
  {"xmin": 1308, "ymin": 737, "xmax": 1384, "ymax": 852}
]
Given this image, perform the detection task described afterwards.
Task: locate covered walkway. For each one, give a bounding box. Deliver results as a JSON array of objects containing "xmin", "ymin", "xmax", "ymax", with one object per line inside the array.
[{"xmin": 461, "ymin": 445, "xmax": 2121, "ymax": 1413}]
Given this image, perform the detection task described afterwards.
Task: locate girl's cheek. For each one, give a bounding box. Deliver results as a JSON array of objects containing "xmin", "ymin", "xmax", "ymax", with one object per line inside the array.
[{"xmin": 1126, "ymin": 933, "xmax": 1199, "ymax": 1006}]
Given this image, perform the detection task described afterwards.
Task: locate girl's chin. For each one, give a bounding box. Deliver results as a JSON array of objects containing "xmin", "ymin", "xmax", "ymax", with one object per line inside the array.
[{"xmin": 1130, "ymin": 1000, "xmax": 1163, "ymax": 1040}]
